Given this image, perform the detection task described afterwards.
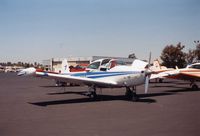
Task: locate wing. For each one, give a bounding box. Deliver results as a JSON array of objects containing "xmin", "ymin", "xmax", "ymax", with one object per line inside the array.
[
  {"xmin": 36, "ymin": 71, "xmax": 118, "ymax": 88},
  {"xmin": 150, "ymin": 69, "xmax": 180, "ymax": 79},
  {"xmin": 150, "ymin": 69, "xmax": 200, "ymax": 81},
  {"xmin": 172, "ymin": 70, "xmax": 200, "ymax": 81}
]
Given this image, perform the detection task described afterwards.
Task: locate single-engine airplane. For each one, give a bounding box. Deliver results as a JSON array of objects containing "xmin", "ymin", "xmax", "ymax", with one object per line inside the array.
[
  {"xmin": 18, "ymin": 59, "xmax": 151, "ymax": 101},
  {"xmin": 151, "ymin": 62, "xmax": 200, "ymax": 90}
]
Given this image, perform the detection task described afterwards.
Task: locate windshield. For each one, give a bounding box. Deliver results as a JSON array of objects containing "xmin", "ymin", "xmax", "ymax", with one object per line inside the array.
[
  {"xmin": 87, "ymin": 61, "xmax": 101, "ymax": 69},
  {"xmin": 189, "ymin": 64, "xmax": 200, "ymax": 69}
]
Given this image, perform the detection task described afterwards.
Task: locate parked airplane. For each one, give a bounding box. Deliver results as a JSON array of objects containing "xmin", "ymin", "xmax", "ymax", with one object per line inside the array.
[
  {"xmin": 57, "ymin": 58, "xmax": 147, "ymax": 86},
  {"xmin": 149, "ymin": 60, "xmax": 174, "ymax": 83},
  {"xmin": 18, "ymin": 59, "xmax": 151, "ymax": 101},
  {"xmin": 151, "ymin": 62, "xmax": 200, "ymax": 90},
  {"xmin": 52, "ymin": 58, "xmax": 126, "ymax": 86}
]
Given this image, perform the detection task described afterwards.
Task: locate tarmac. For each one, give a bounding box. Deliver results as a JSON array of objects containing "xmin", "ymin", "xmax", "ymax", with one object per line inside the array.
[{"xmin": 0, "ymin": 72, "xmax": 200, "ymax": 136}]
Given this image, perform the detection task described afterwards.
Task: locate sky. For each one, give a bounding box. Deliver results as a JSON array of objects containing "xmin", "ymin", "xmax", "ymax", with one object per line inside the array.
[{"xmin": 0, "ymin": 0, "xmax": 200, "ymax": 63}]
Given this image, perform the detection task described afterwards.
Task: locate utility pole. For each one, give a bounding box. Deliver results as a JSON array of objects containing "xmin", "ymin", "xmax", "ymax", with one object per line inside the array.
[{"xmin": 194, "ymin": 40, "xmax": 200, "ymax": 62}]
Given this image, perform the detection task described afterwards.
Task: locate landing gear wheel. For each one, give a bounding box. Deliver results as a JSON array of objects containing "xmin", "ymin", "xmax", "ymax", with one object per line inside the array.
[
  {"xmin": 192, "ymin": 84, "xmax": 199, "ymax": 91},
  {"xmin": 125, "ymin": 89, "xmax": 133, "ymax": 100},
  {"xmin": 88, "ymin": 91, "xmax": 97, "ymax": 100},
  {"xmin": 159, "ymin": 79, "xmax": 163, "ymax": 83},
  {"xmin": 132, "ymin": 93, "xmax": 139, "ymax": 102},
  {"xmin": 125, "ymin": 87, "xmax": 139, "ymax": 101}
]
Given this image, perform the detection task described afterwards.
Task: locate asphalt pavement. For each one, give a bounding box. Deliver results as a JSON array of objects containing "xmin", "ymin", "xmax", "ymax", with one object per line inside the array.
[{"xmin": 0, "ymin": 73, "xmax": 200, "ymax": 136}]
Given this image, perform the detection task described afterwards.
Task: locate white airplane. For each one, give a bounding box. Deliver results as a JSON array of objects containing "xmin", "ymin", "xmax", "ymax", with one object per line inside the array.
[
  {"xmin": 58, "ymin": 58, "xmax": 147, "ymax": 86},
  {"xmin": 18, "ymin": 59, "xmax": 151, "ymax": 101}
]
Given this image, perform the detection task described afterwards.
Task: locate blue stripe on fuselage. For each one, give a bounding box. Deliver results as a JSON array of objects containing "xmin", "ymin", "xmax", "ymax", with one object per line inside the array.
[{"xmin": 71, "ymin": 71, "xmax": 141, "ymax": 79}]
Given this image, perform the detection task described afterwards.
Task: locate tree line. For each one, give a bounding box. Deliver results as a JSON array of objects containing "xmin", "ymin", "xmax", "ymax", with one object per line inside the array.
[
  {"xmin": 129, "ymin": 41, "xmax": 200, "ymax": 68},
  {"xmin": 0, "ymin": 61, "xmax": 42, "ymax": 68},
  {"xmin": 161, "ymin": 42, "xmax": 200, "ymax": 68}
]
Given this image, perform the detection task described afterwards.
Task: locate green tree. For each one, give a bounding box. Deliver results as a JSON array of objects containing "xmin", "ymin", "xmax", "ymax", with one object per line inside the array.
[
  {"xmin": 160, "ymin": 42, "xmax": 187, "ymax": 68},
  {"xmin": 185, "ymin": 41, "xmax": 200, "ymax": 63},
  {"xmin": 186, "ymin": 49, "xmax": 196, "ymax": 64},
  {"xmin": 195, "ymin": 42, "xmax": 200, "ymax": 60}
]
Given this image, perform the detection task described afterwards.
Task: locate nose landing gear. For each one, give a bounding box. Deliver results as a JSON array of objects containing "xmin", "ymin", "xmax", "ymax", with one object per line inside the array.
[{"xmin": 125, "ymin": 86, "xmax": 139, "ymax": 102}]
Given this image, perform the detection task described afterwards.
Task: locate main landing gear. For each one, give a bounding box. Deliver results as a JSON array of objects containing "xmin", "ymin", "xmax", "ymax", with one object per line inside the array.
[
  {"xmin": 86, "ymin": 86, "xmax": 140, "ymax": 101},
  {"xmin": 125, "ymin": 86, "xmax": 139, "ymax": 102},
  {"xmin": 87, "ymin": 86, "xmax": 97, "ymax": 100},
  {"xmin": 190, "ymin": 82, "xmax": 199, "ymax": 91}
]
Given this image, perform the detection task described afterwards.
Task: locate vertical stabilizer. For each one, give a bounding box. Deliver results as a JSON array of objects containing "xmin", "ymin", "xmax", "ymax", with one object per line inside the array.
[
  {"xmin": 61, "ymin": 59, "xmax": 70, "ymax": 73},
  {"xmin": 153, "ymin": 60, "xmax": 161, "ymax": 70}
]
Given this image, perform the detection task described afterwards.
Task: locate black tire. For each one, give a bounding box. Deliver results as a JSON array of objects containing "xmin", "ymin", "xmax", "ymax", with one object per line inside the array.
[
  {"xmin": 192, "ymin": 84, "xmax": 199, "ymax": 91},
  {"xmin": 132, "ymin": 93, "xmax": 139, "ymax": 102},
  {"xmin": 159, "ymin": 79, "xmax": 163, "ymax": 83},
  {"xmin": 90, "ymin": 92, "xmax": 97, "ymax": 100},
  {"xmin": 125, "ymin": 90, "xmax": 133, "ymax": 100}
]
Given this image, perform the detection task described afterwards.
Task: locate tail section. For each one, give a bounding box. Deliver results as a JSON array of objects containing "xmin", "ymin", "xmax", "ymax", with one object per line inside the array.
[
  {"xmin": 151, "ymin": 59, "xmax": 169, "ymax": 71},
  {"xmin": 61, "ymin": 59, "xmax": 70, "ymax": 73},
  {"xmin": 152, "ymin": 59, "xmax": 162, "ymax": 70}
]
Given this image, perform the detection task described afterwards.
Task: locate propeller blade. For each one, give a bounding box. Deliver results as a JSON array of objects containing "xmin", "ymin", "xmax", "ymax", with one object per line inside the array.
[
  {"xmin": 145, "ymin": 75, "xmax": 149, "ymax": 94},
  {"xmin": 144, "ymin": 52, "xmax": 152, "ymax": 93},
  {"xmin": 148, "ymin": 52, "xmax": 151, "ymax": 65}
]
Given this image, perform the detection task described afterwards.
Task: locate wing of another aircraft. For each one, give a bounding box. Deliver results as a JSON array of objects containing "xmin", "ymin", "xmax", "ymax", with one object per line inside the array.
[
  {"xmin": 150, "ymin": 69, "xmax": 180, "ymax": 79},
  {"xmin": 150, "ymin": 69, "xmax": 200, "ymax": 81},
  {"xmin": 170, "ymin": 69, "xmax": 200, "ymax": 81}
]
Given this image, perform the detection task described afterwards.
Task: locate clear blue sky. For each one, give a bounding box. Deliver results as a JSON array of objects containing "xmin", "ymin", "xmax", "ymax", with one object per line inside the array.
[{"xmin": 0, "ymin": 0, "xmax": 200, "ymax": 63}]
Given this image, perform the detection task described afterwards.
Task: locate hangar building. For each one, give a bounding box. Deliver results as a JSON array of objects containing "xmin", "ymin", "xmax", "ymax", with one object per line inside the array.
[{"xmin": 42, "ymin": 56, "xmax": 134, "ymax": 72}]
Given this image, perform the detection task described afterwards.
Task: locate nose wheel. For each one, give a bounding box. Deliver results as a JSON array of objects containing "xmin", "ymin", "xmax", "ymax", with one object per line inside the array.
[{"xmin": 125, "ymin": 87, "xmax": 139, "ymax": 101}]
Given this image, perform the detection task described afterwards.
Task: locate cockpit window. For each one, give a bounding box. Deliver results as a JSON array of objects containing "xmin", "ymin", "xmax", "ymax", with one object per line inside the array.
[
  {"xmin": 189, "ymin": 64, "xmax": 200, "ymax": 69},
  {"xmin": 101, "ymin": 59, "xmax": 111, "ymax": 66},
  {"xmin": 87, "ymin": 61, "xmax": 101, "ymax": 69}
]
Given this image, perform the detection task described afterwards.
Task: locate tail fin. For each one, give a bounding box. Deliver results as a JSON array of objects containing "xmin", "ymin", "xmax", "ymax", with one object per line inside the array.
[
  {"xmin": 152, "ymin": 59, "xmax": 161, "ymax": 70},
  {"xmin": 131, "ymin": 59, "xmax": 148, "ymax": 69},
  {"xmin": 151, "ymin": 59, "xmax": 169, "ymax": 71},
  {"xmin": 61, "ymin": 59, "xmax": 70, "ymax": 73}
]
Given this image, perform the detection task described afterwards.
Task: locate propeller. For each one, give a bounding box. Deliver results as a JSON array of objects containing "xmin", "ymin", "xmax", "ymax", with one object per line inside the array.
[
  {"xmin": 144, "ymin": 52, "xmax": 152, "ymax": 94},
  {"xmin": 17, "ymin": 67, "xmax": 36, "ymax": 76},
  {"xmin": 145, "ymin": 75, "xmax": 149, "ymax": 94}
]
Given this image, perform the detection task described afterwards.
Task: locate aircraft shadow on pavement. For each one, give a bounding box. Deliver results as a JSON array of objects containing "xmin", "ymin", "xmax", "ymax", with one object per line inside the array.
[
  {"xmin": 29, "ymin": 83, "xmax": 200, "ymax": 107},
  {"xmin": 29, "ymin": 95, "xmax": 157, "ymax": 107},
  {"xmin": 28, "ymin": 90, "xmax": 184, "ymax": 107},
  {"xmin": 164, "ymin": 88, "xmax": 200, "ymax": 93},
  {"xmin": 47, "ymin": 91, "xmax": 88, "ymax": 95},
  {"xmin": 150, "ymin": 85, "xmax": 190, "ymax": 90}
]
